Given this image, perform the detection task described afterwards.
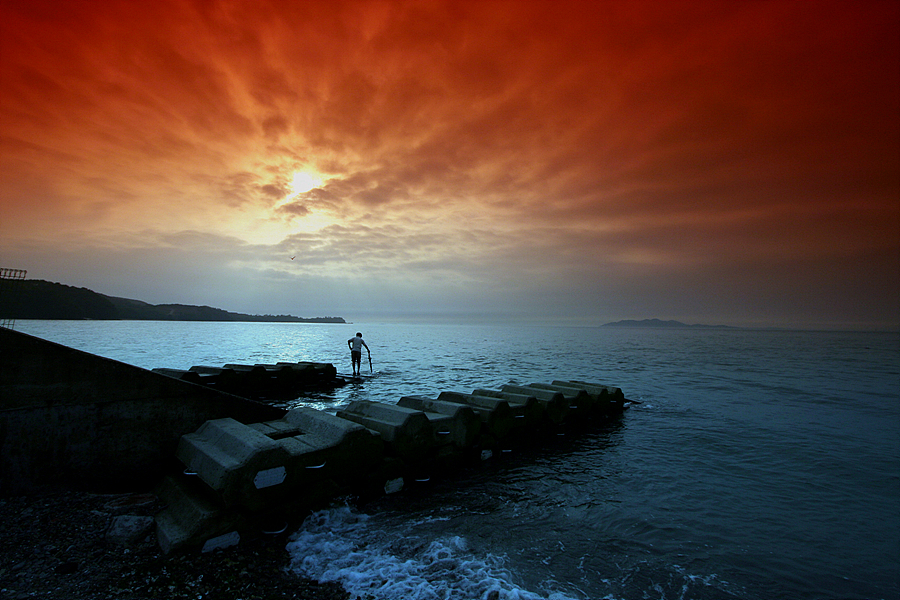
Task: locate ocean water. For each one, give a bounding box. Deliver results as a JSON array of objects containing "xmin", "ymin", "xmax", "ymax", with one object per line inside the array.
[{"xmin": 15, "ymin": 321, "xmax": 900, "ymax": 600}]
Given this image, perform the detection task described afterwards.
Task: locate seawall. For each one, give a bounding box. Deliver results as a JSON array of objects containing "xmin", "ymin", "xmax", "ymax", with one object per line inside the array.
[{"xmin": 0, "ymin": 327, "xmax": 285, "ymax": 495}]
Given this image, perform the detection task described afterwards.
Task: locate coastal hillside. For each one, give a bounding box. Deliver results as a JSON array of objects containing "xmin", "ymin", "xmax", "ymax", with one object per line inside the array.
[
  {"xmin": 0, "ymin": 279, "xmax": 345, "ymax": 323},
  {"xmin": 602, "ymin": 318, "xmax": 735, "ymax": 328}
]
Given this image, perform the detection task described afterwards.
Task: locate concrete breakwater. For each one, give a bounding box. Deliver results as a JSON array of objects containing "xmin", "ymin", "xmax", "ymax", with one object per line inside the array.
[
  {"xmin": 0, "ymin": 327, "xmax": 628, "ymax": 555},
  {"xmin": 152, "ymin": 361, "xmax": 343, "ymax": 399},
  {"xmin": 160, "ymin": 380, "xmax": 626, "ymax": 553}
]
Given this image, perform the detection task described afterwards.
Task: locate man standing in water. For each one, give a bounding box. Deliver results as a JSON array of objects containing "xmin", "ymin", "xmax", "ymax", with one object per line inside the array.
[{"xmin": 347, "ymin": 332, "xmax": 370, "ymax": 377}]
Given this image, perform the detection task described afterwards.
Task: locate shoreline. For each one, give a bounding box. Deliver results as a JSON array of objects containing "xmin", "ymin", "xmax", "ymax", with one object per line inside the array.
[{"xmin": 0, "ymin": 490, "xmax": 349, "ymax": 600}]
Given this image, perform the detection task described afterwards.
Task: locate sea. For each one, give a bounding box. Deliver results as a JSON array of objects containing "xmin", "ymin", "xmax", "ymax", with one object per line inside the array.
[{"xmin": 14, "ymin": 320, "xmax": 900, "ymax": 600}]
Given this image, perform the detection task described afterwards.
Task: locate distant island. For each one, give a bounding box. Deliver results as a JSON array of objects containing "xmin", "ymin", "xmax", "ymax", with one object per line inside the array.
[
  {"xmin": 602, "ymin": 318, "xmax": 736, "ymax": 329},
  {"xmin": 0, "ymin": 280, "xmax": 346, "ymax": 323}
]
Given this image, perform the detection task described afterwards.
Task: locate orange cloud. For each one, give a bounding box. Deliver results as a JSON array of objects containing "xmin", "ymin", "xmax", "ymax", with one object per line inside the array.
[{"xmin": 1, "ymin": 0, "xmax": 897, "ymax": 327}]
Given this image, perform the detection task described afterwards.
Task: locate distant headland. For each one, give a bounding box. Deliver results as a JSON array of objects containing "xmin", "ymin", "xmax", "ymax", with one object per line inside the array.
[
  {"xmin": 0, "ymin": 280, "xmax": 346, "ymax": 323},
  {"xmin": 602, "ymin": 318, "xmax": 736, "ymax": 329}
]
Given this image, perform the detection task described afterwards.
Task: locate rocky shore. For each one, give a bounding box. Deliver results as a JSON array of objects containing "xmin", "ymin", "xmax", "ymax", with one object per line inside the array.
[{"xmin": 0, "ymin": 490, "xmax": 350, "ymax": 600}]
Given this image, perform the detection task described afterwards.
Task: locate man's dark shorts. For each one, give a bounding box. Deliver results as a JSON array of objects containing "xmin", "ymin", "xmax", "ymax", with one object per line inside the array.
[{"xmin": 351, "ymin": 350, "xmax": 361, "ymax": 362}]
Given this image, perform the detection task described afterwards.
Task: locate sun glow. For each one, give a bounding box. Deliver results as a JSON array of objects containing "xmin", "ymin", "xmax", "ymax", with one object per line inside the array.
[{"xmin": 290, "ymin": 171, "xmax": 320, "ymax": 195}]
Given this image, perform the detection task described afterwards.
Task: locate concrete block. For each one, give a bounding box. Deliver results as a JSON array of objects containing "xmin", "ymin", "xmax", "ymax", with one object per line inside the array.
[
  {"xmin": 398, "ymin": 395, "xmax": 482, "ymax": 448},
  {"xmin": 224, "ymin": 364, "xmax": 268, "ymax": 375},
  {"xmin": 188, "ymin": 366, "xmax": 242, "ymax": 393},
  {"xmin": 278, "ymin": 362, "xmax": 338, "ymax": 380},
  {"xmin": 282, "ymin": 407, "xmax": 371, "ymax": 445},
  {"xmin": 247, "ymin": 422, "xmax": 279, "ymax": 436},
  {"xmin": 500, "ymin": 384, "xmax": 569, "ymax": 424},
  {"xmin": 223, "ymin": 364, "xmax": 270, "ymax": 396},
  {"xmin": 176, "ymin": 418, "xmax": 291, "ymax": 508},
  {"xmin": 436, "ymin": 391, "xmax": 515, "ymax": 441},
  {"xmin": 251, "ymin": 419, "xmax": 301, "ymax": 439},
  {"xmin": 255, "ymin": 364, "xmax": 301, "ymax": 395},
  {"xmin": 472, "ymin": 388, "xmax": 545, "ymax": 429},
  {"xmin": 279, "ymin": 407, "xmax": 384, "ymax": 487},
  {"xmin": 424, "ymin": 412, "xmax": 456, "ymax": 447},
  {"xmin": 151, "ymin": 368, "xmax": 204, "ymax": 385},
  {"xmin": 561, "ymin": 380, "xmax": 626, "ymax": 413},
  {"xmin": 188, "ymin": 365, "xmax": 234, "ymax": 375},
  {"xmin": 276, "ymin": 436, "xmax": 333, "ymax": 471},
  {"xmin": 178, "ymin": 362, "xmax": 345, "ymax": 399},
  {"xmin": 562, "ymin": 380, "xmax": 624, "ymax": 400},
  {"xmin": 337, "ymin": 400, "xmax": 435, "ymax": 463},
  {"xmin": 529, "ymin": 382, "xmax": 595, "ymax": 415},
  {"xmin": 154, "ymin": 474, "xmax": 247, "ymax": 554}
]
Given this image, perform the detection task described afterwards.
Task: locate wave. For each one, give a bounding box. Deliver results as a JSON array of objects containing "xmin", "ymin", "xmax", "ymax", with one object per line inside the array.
[{"xmin": 285, "ymin": 504, "xmax": 579, "ymax": 600}]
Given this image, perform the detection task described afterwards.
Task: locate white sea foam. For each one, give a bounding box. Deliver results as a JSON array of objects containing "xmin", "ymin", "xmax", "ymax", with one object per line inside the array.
[{"xmin": 285, "ymin": 505, "xmax": 580, "ymax": 600}]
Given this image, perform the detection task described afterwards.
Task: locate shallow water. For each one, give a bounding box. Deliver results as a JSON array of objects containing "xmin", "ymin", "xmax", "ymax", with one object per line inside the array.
[{"xmin": 16, "ymin": 321, "xmax": 900, "ymax": 599}]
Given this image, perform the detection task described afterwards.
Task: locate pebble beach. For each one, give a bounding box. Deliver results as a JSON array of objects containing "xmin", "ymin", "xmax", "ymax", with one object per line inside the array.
[{"xmin": 0, "ymin": 490, "xmax": 350, "ymax": 600}]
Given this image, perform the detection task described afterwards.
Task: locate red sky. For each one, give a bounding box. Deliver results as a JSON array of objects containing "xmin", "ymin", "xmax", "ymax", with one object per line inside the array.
[{"xmin": 1, "ymin": 0, "xmax": 897, "ymax": 328}]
